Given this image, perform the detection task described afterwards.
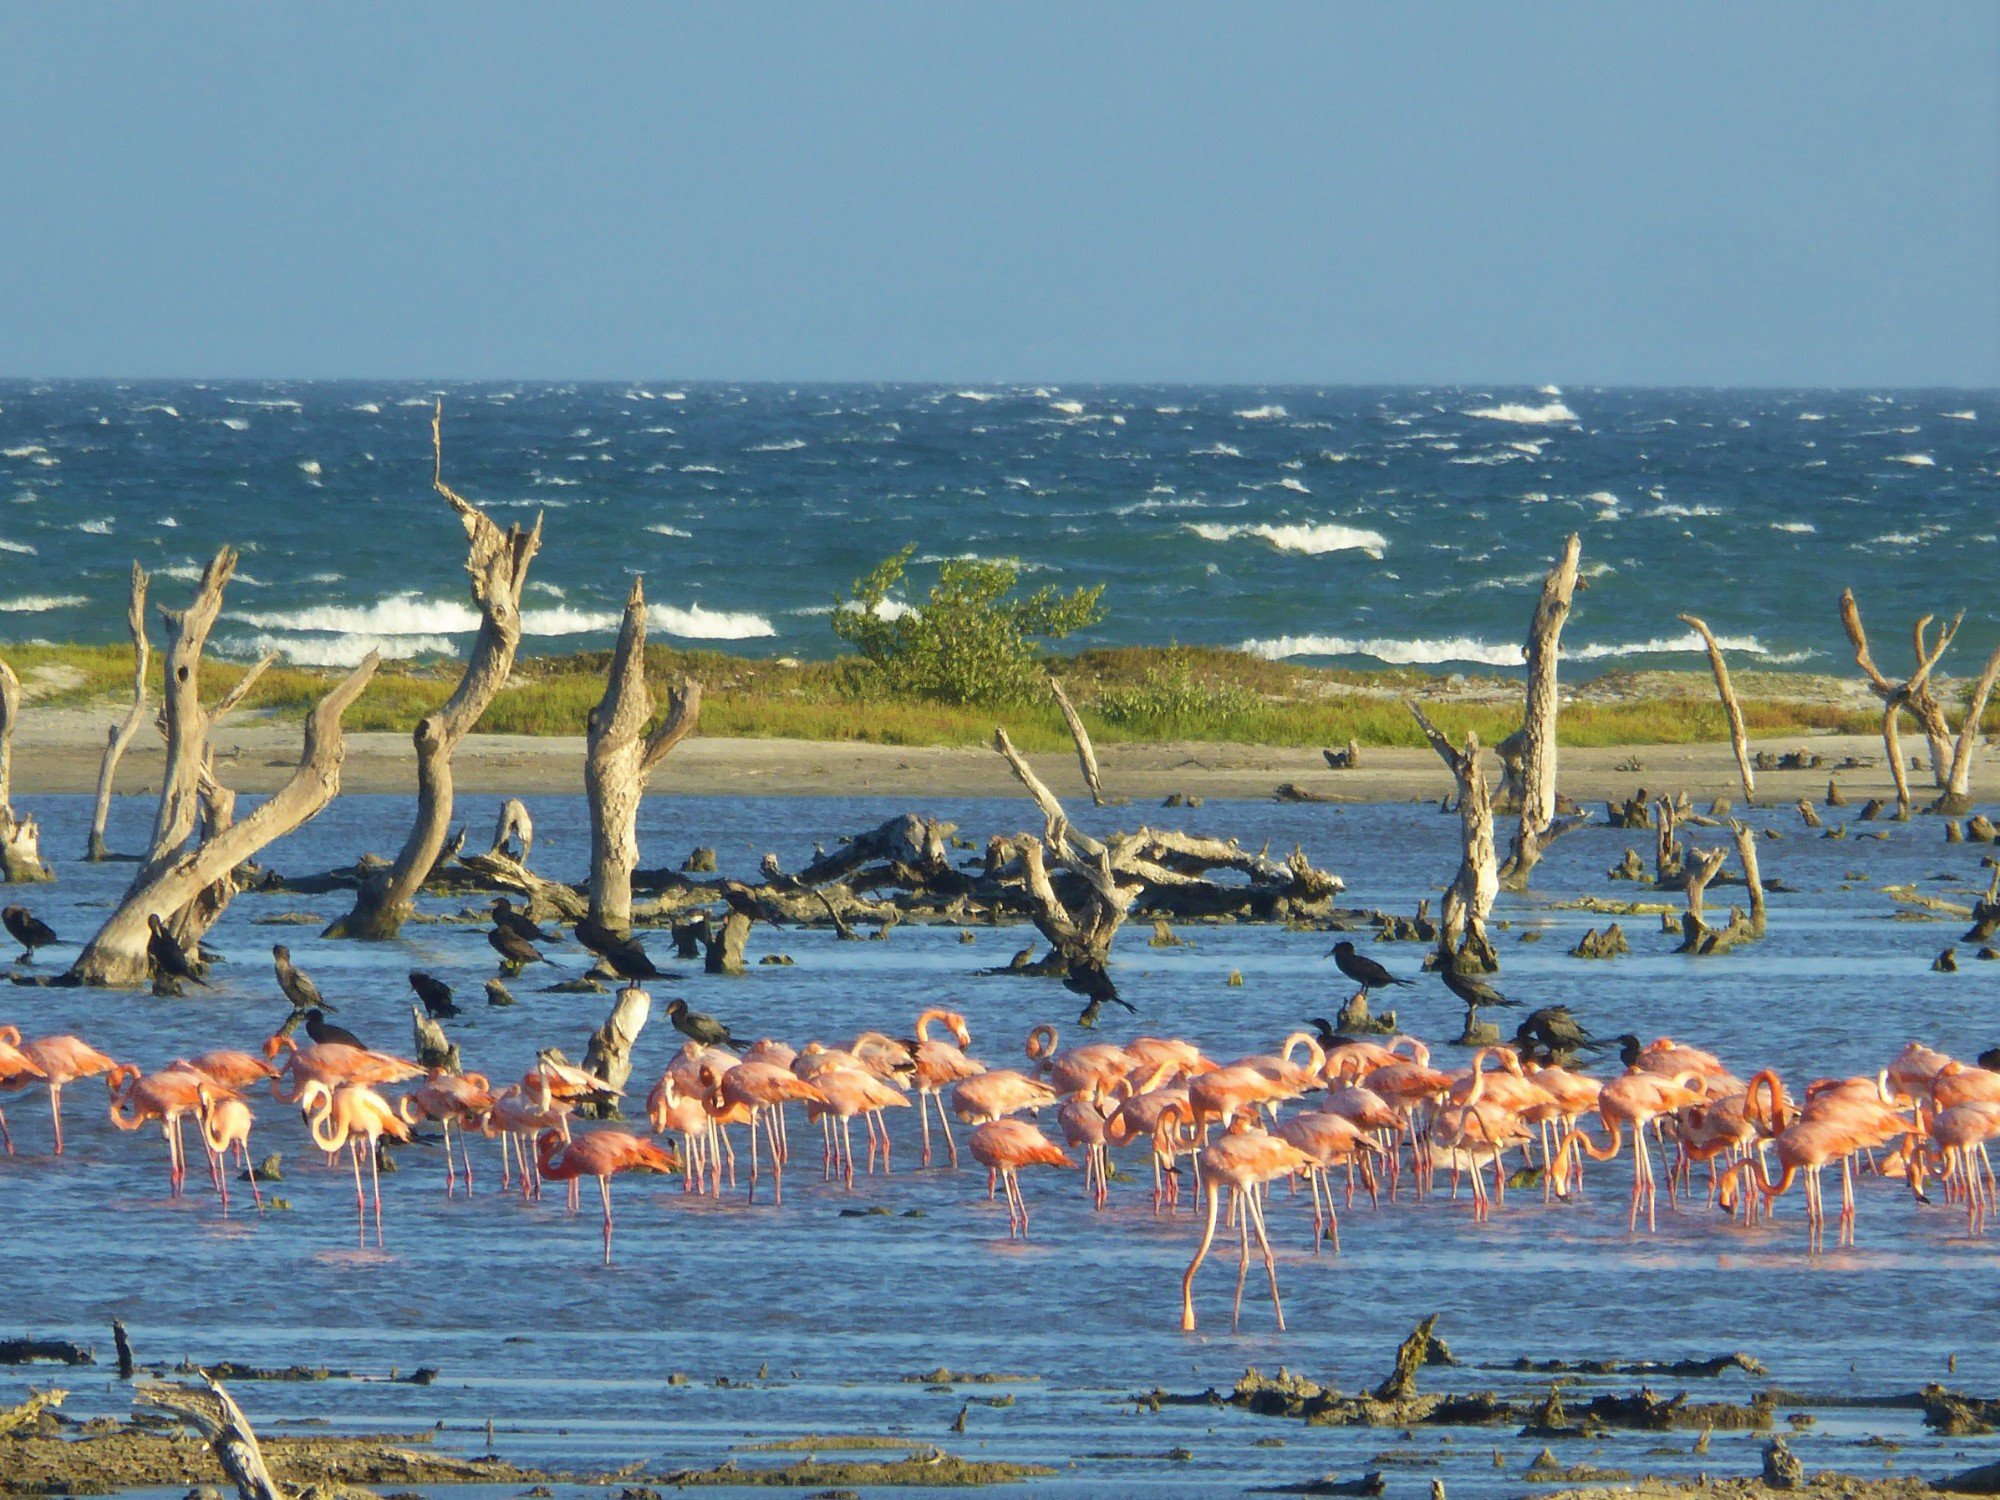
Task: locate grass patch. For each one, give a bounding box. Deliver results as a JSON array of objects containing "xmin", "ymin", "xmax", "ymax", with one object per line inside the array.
[{"xmin": 0, "ymin": 639, "xmax": 1918, "ymax": 750}]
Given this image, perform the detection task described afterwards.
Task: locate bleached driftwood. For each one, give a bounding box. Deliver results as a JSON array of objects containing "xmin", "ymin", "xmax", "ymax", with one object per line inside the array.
[
  {"xmin": 1048, "ymin": 674, "xmax": 1106, "ymax": 806},
  {"xmin": 327, "ymin": 404, "xmax": 541, "ymax": 939},
  {"xmin": 1498, "ymin": 533, "xmax": 1585, "ymax": 887},
  {"xmin": 1936, "ymin": 643, "xmax": 2000, "ymax": 815},
  {"xmin": 585, "ymin": 578, "xmax": 700, "ymax": 934},
  {"xmin": 87, "ymin": 562, "xmax": 151, "ymax": 861},
  {"xmin": 70, "ymin": 557, "xmax": 376, "ymax": 985},
  {"xmin": 1730, "ymin": 819, "xmax": 1766, "ymax": 936},
  {"xmin": 1407, "ymin": 701, "xmax": 1498, "ymax": 973},
  {"xmin": 487, "ymin": 798, "xmax": 535, "ymax": 865},
  {"xmin": 0, "ymin": 657, "xmax": 51, "ymax": 883},
  {"xmin": 137, "ymin": 1376, "xmax": 286, "ymax": 1500},
  {"xmin": 579, "ymin": 984, "xmax": 651, "ymax": 1119},
  {"xmin": 1840, "ymin": 590, "xmax": 1961, "ymax": 811},
  {"xmin": 1679, "ymin": 612, "xmax": 1755, "ymax": 804},
  {"xmin": 994, "ymin": 726, "xmax": 1133, "ymax": 1007}
]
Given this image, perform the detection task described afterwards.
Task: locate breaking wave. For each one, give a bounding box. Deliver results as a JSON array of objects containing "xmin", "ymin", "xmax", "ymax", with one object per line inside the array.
[
  {"xmin": 1463, "ymin": 400, "xmax": 1578, "ymax": 425},
  {"xmin": 1246, "ymin": 629, "xmax": 1789, "ymax": 666},
  {"xmin": 0, "ymin": 593, "xmax": 86, "ymax": 613},
  {"xmin": 1188, "ymin": 522, "xmax": 1388, "ymax": 559}
]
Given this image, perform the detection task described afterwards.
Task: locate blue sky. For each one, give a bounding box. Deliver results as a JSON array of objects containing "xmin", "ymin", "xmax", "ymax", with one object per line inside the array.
[{"xmin": 1, "ymin": 3, "xmax": 1994, "ymax": 384}]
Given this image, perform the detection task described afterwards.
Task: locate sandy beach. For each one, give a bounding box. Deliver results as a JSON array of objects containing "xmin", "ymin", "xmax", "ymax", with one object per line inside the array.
[{"xmin": 7, "ymin": 704, "xmax": 1932, "ymax": 809}]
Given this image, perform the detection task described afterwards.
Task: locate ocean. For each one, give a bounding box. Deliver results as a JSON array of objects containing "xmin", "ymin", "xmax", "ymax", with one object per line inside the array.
[{"xmin": 0, "ymin": 380, "xmax": 1994, "ymax": 672}]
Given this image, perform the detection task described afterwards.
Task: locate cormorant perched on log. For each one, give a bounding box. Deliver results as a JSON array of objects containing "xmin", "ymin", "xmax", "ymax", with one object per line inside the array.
[
  {"xmin": 1979, "ymin": 1045, "xmax": 2000, "ymax": 1073},
  {"xmin": 574, "ymin": 919, "xmax": 662, "ymax": 980},
  {"xmin": 146, "ymin": 914, "xmax": 209, "ymax": 987},
  {"xmin": 303, "ymin": 1008, "xmax": 367, "ymax": 1050},
  {"xmin": 272, "ymin": 945, "xmax": 329, "ymax": 1013},
  {"xmin": 408, "ymin": 971, "xmax": 458, "ymax": 1018},
  {"xmin": 488, "ymin": 925, "xmax": 551, "ymax": 975},
  {"xmin": 1440, "ymin": 969, "xmax": 1514, "ymax": 1011},
  {"xmin": 665, "ymin": 998, "xmax": 743, "ymax": 1050},
  {"xmin": 1513, "ymin": 1006, "xmax": 1602, "ymax": 1066},
  {"xmin": 1328, "ymin": 939, "xmax": 1413, "ymax": 997},
  {"xmin": 3, "ymin": 905, "xmax": 57, "ymax": 963},
  {"xmin": 490, "ymin": 897, "xmax": 559, "ymax": 946}
]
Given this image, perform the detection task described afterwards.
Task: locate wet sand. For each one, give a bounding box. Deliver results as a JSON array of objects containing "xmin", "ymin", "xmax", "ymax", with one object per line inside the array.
[{"xmin": 5, "ymin": 707, "xmax": 1925, "ymax": 808}]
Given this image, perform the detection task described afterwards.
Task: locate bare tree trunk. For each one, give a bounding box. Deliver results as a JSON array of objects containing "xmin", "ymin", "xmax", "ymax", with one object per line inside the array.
[
  {"xmin": 585, "ymin": 578, "xmax": 701, "ymax": 934},
  {"xmin": 1679, "ymin": 612, "xmax": 1755, "ymax": 804},
  {"xmin": 88, "ymin": 563, "xmax": 151, "ymax": 861},
  {"xmin": 579, "ymin": 984, "xmax": 651, "ymax": 1120},
  {"xmin": 1730, "ymin": 820, "xmax": 1766, "ymax": 936},
  {"xmin": 326, "ymin": 404, "xmax": 541, "ymax": 939},
  {"xmin": 1654, "ymin": 795, "xmax": 1684, "ymax": 883},
  {"xmin": 1934, "ymin": 642, "xmax": 2000, "ymax": 815},
  {"xmin": 1407, "ymin": 701, "xmax": 1498, "ymax": 973},
  {"xmin": 412, "ymin": 1006, "xmax": 461, "ymax": 1072},
  {"xmin": 0, "ymin": 658, "xmax": 51, "ymax": 883},
  {"xmin": 994, "ymin": 727, "xmax": 1134, "ymax": 1003},
  {"xmin": 71, "ymin": 645, "xmax": 377, "ymax": 987},
  {"xmin": 1047, "ymin": 674, "xmax": 1106, "ymax": 806},
  {"xmin": 487, "ymin": 798, "xmax": 535, "ymax": 864},
  {"xmin": 136, "ymin": 1378, "xmax": 287, "ymax": 1500},
  {"xmin": 1840, "ymin": 590, "xmax": 1960, "ymax": 801},
  {"xmin": 1498, "ymin": 534, "xmax": 1583, "ymax": 889},
  {"xmin": 1683, "ymin": 846, "xmax": 1728, "ymax": 921}
]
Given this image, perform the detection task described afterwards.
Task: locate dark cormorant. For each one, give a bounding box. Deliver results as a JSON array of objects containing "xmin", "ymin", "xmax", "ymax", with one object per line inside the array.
[
  {"xmin": 303, "ymin": 1008, "xmax": 367, "ymax": 1050},
  {"xmin": 665, "ymin": 998, "xmax": 743, "ymax": 1050},
  {"xmin": 147, "ymin": 914, "xmax": 209, "ymax": 987},
  {"xmin": 490, "ymin": 897, "xmax": 560, "ymax": 946},
  {"xmin": 3, "ymin": 905, "xmax": 57, "ymax": 963},
  {"xmin": 1328, "ymin": 939, "xmax": 1413, "ymax": 996},
  {"xmin": 408, "ymin": 971, "xmax": 458, "ymax": 1018},
  {"xmin": 272, "ymin": 944, "xmax": 329, "ymax": 1012}
]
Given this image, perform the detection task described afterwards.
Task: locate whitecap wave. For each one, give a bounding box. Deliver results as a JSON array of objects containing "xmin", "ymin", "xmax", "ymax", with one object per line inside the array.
[
  {"xmin": 1234, "ymin": 404, "xmax": 1287, "ymax": 420},
  {"xmin": 1049, "ymin": 399, "xmax": 1086, "ymax": 415},
  {"xmin": 352, "ymin": 402, "xmax": 382, "ymax": 414},
  {"xmin": 230, "ymin": 594, "xmax": 766, "ymax": 642},
  {"xmin": 1771, "ymin": 521, "xmax": 1816, "ymax": 534},
  {"xmin": 1941, "ymin": 410, "xmax": 1976, "ymax": 421},
  {"xmin": 77, "ymin": 518, "xmax": 113, "ymax": 535},
  {"xmin": 1639, "ymin": 502, "xmax": 1723, "ymax": 519},
  {"xmin": 1276, "ymin": 477, "xmax": 1311, "ymax": 495},
  {"xmin": 0, "ymin": 593, "xmax": 86, "ymax": 613},
  {"xmin": 647, "ymin": 524, "xmax": 693, "ymax": 538},
  {"xmin": 298, "ymin": 459, "xmax": 322, "ymax": 477},
  {"xmin": 1463, "ymin": 400, "xmax": 1577, "ymax": 425},
  {"xmin": 214, "ymin": 417, "xmax": 250, "ymax": 431},
  {"xmin": 2, "ymin": 445, "xmax": 46, "ymax": 459},
  {"xmin": 0, "ymin": 539, "xmax": 33, "ymax": 555},
  {"xmin": 746, "ymin": 438, "xmax": 806, "ymax": 452},
  {"xmin": 226, "ymin": 397, "xmax": 303, "ymax": 411},
  {"xmin": 1888, "ymin": 453, "xmax": 1936, "ymax": 467},
  {"xmin": 680, "ymin": 464, "xmax": 724, "ymax": 474},
  {"xmin": 1243, "ymin": 633, "xmax": 1524, "ymax": 666},
  {"xmin": 134, "ymin": 404, "xmax": 181, "ymax": 418},
  {"xmin": 1188, "ymin": 521, "xmax": 1388, "ymax": 559},
  {"xmin": 234, "ymin": 632, "xmax": 458, "ymax": 667},
  {"xmin": 1583, "ymin": 491, "xmax": 1619, "ymax": 508},
  {"xmin": 952, "ymin": 390, "xmax": 1000, "ymax": 402},
  {"xmin": 1191, "ymin": 443, "xmax": 1243, "ymax": 458},
  {"xmin": 649, "ymin": 602, "xmax": 777, "ymax": 639},
  {"xmin": 1537, "ymin": 385, "xmax": 1562, "ymax": 397}
]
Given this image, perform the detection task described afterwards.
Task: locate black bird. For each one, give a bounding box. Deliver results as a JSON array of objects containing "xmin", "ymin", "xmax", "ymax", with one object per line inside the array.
[
  {"xmin": 484, "ymin": 978, "xmax": 517, "ymax": 1007},
  {"xmin": 408, "ymin": 971, "xmax": 459, "ymax": 1018},
  {"xmin": 3, "ymin": 905, "xmax": 57, "ymax": 963},
  {"xmin": 147, "ymin": 914, "xmax": 209, "ymax": 987},
  {"xmin": 1979, "ymin": 1046, "xmax": 2000, "ymax": 1073},
  {"xmin": 1513, "ymin": 1006, "xmax": 1602, "ymax": 1065},
  {"xmin": 1308, "ymin": 1017, "xmax": 1340, "ymax": 1049},
  {"xmin": 1328, "ymin": 939, "xmax": 1413, "ymax": 997},
  {"xmin": 575, "ymin": 919, "xmax": 662, "ymax": 980},
  {"xmin": 490, "ymin": 898, "xmax": 560, "ymax": 946},
  {"xmin": 271, "ymin": 944, "xmax": 331, "ymax": 1012},
  {"xmin": 665, "ymin": 998, "xmax": 743, "ymax": 1050},
  {"xmin": 1612, "ymin": 1033, "xmax": 1647, "ymax": 1070},
  {"xmin": 303, "ymin": 1008, "xmax": 368, "ymax": 1051},
  {"xmin": 1439, "ymin": 969, "xmax": 1516, "ymax": 1011},
  {"xmin": 488, "ymin": 925, "xmax": 551, "ymax": 974}
]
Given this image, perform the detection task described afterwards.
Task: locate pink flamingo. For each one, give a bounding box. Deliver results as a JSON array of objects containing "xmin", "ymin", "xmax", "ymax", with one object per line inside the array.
[
  {"xmin": 966, "ymin": 1118, "xmax": 1074, "ymax": 1237},
  {"xmin": 911, "ymin": 1008, "xmax": 983, "ymax": 1167},
  {"xmin": 535, "ymin": 1128, "xmax": 679, "ymax": 1263}
]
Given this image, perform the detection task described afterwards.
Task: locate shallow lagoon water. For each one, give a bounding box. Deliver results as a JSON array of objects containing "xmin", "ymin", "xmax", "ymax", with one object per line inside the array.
[{"xmin": 6, "ymin": 787, "xmax": 2000, "ymax": 1496}]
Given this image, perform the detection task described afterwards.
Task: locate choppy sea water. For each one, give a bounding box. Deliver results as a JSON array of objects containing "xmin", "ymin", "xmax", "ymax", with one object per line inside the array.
[
  {"xmin": 0, "ymin": 382, "xmax": 1995, "ymax": 672},
  {"xmin": 5, "ymin": 788, "xmax": 2000, "ymax": 1496}
]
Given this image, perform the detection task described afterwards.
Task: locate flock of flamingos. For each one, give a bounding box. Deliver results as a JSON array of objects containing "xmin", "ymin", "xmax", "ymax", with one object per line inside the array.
[{"xmin": 3, "ymin": 998, "xmax": 1999, "ymax": 1329}]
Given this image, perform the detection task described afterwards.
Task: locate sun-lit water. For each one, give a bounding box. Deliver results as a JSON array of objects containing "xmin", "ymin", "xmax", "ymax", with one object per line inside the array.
[
  {"xmin": 1, "ymin": 381, "xmax": 1995, "ymax": 673},
  {"xmin": 6, "ymin": 789, "xmax": 2000, "ymax": 1495}
]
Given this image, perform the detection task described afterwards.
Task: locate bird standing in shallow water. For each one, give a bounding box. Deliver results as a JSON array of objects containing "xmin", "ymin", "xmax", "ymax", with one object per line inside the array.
[
  {"xmin": 489, "ymin": 925, "xmax": 550, "ymax": 975},
  {"xmin": 4, "ymin": 906, "xmax": 58, "ymax": 963},
  {"xmin": 966, "ymin": 1118, "xmax": 1074, "ymax": 1237},
  {"xmin": 536, "ymin": 1127, "xmax": 679, "ymax": 1262},
  {"xmin": 1328, "ymin": 940, "xmax": 1411, "ymax": 999},
  {"xmin": 491, "ymin": 897, "xmax": 560, "ymax": 945}
]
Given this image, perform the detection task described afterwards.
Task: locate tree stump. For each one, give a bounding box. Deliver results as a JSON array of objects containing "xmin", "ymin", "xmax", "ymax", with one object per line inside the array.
[
  {"xmin": 1499, "ymin": 534, "xmax": 1583, "ymax": 887},
  {"xmin": 0, "ymin": 658, "xmax": 51, "ymax": 883},
  {"xmin": 579, "ymin": 984, "xmax": 650, "ymax": 1120}
]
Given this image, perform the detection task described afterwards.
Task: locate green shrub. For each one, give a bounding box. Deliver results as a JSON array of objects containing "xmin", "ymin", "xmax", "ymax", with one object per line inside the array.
[
  {"xmin": 1092, "ymin": 649, "xmax": 1260, "ymax": 734},
  {"xmin": 830, "ymin": 544, "xmax": 1105, "ymax": 705}
]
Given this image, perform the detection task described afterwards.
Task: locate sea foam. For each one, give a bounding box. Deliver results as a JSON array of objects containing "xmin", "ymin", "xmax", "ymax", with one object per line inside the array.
[
  {"xmin": 1189, "ymin": 522, "xmax": 1388, "ymax": 559},
  {"xmin": 1463, "ymin": 400, "xmax": 1578, "ymax": 425},
  {"xmin": 0, "ymin": 593, "xmax": 86, "ymax": 612}
]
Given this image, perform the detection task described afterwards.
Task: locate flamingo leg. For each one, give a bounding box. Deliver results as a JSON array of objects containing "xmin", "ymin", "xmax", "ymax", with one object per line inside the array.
[
  {"xmin": 369, "ymin": 1139, "xmax": 384, "ymax": 1245},
  {"xmin": 1247, "ymin": 1186, "xmax": 1284, "ymax": 1330},
  {"xmin": 1229, "ymin": 1188, "xmax": 1256, "ymax": 1331},
  {"xmin": 841, "ymin": 1116, "xmax": 856, "ymax": 1189},
  {"xmin": 50, "ymin": 1084, "xmax": 64, "ymax": 1155},
  {"xmin": 1180, "ymin": 1178, "xmax": 1221, "ymax": 1331},
  {"xmin": 0, "ymin": 1103, "xmax": 12, "ymax": 1155},
  {"xmin": 599, "ymin": 1174, "xmax": 614, "ymax": 1265}
]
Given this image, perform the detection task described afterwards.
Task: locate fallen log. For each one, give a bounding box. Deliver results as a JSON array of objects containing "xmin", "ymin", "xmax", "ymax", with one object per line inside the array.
[{"xmin": 136, "ymin": 1376, "xmax": 287, "ymax": 1500}]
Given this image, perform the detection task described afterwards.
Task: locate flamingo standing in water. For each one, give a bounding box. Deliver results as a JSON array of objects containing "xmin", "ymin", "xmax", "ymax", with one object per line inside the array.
[
  {"xmin": 297, "ymin": 1078, "xmax": 412, "ymax": 1242},
  {"xmin": 1167, "ymin": 1106, "xmax": 1315, "ymax": 1332},
  {"xmin": 0, "ymin": 1026, "xmax": 48, "ymax": 1153},
  {"xmin": 196, "ymin": 1084, "xmax": 262, "ymax": 1209},
  {"xmin": 1555, "ymin": 1069, "xmax": 1707, "ymax": 1231},
  {"xmin": 1057, "ymin": 1088, "xmax": 1113, "ymax": 1209},
  {"xmin": 802, "ymin": 1066, "xmax": 910, "ymax": 1188},
  {"xmin": 646, "ymin": 1071, "xmax": 720, "ymax": 1192},
  {"xmin": 15, "ymin": 1034, "xmax": 122, "ymax": 1153},
  {"xmin": 1921, "ymin": 1101, "xmax": 2000, "ymax": 1234},
  {"xmin": 485, "ymin": 1072, "xmax": 574, "ymax": 1200},
  {"xmin": 966, "ymin": 1117, "xmax": 1074, "ymax": 1236},
  {"xmin": 702, "ymin": 1060, "xmax": 826, "ymax": 1204},
  {"xmin": 911, "ymin": 1008, "xmax": 983, "ymax": 1167},
  {"xmin": 109, "ymin": 1064, "xmax": 237, "ymax": 1193},
  {"xmin": 1275, "ymin": 1109, "xmax": 1382, "ymax": 1250},
  {"xmin": 398, "ymin": 1071, "xmax": 497, "ymax": 1194},
  {"xmin": 534, "ymin": 1128, "xmax": 679, "ymax": 1264}
]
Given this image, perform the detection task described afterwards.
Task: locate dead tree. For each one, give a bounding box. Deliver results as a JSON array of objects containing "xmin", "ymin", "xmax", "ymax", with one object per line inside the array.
[
  {"xmin": 1498, "ymin": 533, "xmax": 1585, "ymax": 888},
  {"xmin": 1730, "ymin": 819, "xmax": 1766, "ymax": 936},
  {"xmin": 1048, "ymin": 674, "xmax": 1106, "ymax": 806},
  {"xmin": 994, "ymin": 727, "xmax": 1134, "ymax": 1005},
  {"xmin": 585, "ymin": 578, "xmax": 701, "ymax": 934},
  {"xmin": 1840, "ymin": 590, "xmax": 1964, "ymax": 811},
  {"xmin": 1407, "ymin": 701, "xmax": 1498, "ymax": 974},
  {"xmin": 0, "ymin": 657, "xmax": 51, "ymax": 882},
  {"xmin": 136, "ymin": 1377, "xmax": 286, "ymax": 1500},
  {"xmin": 70, "ymin": 554, "xmax": 376, "ymax": 986},
  {"xmin": 326, "ymin": 404, "xmax": 541, "ymax": 939},
  {"xmin": 487, "ymin": 798, "xmax": 534, "ymax": 864},
  {"xmin": 579, "ymin": 984, "xmax": 651, "ymax": 1119},
  {"xmin": 1936, "ymin": 643, "xmax": 2000, "ymax": 815},
  {"xmin": 87, "ymin": 562, "xmax": 151, "ymax": 861},
  {"xmin": 1679, "ymin": 612, "xmax": 1755, "ymax": 804}
]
